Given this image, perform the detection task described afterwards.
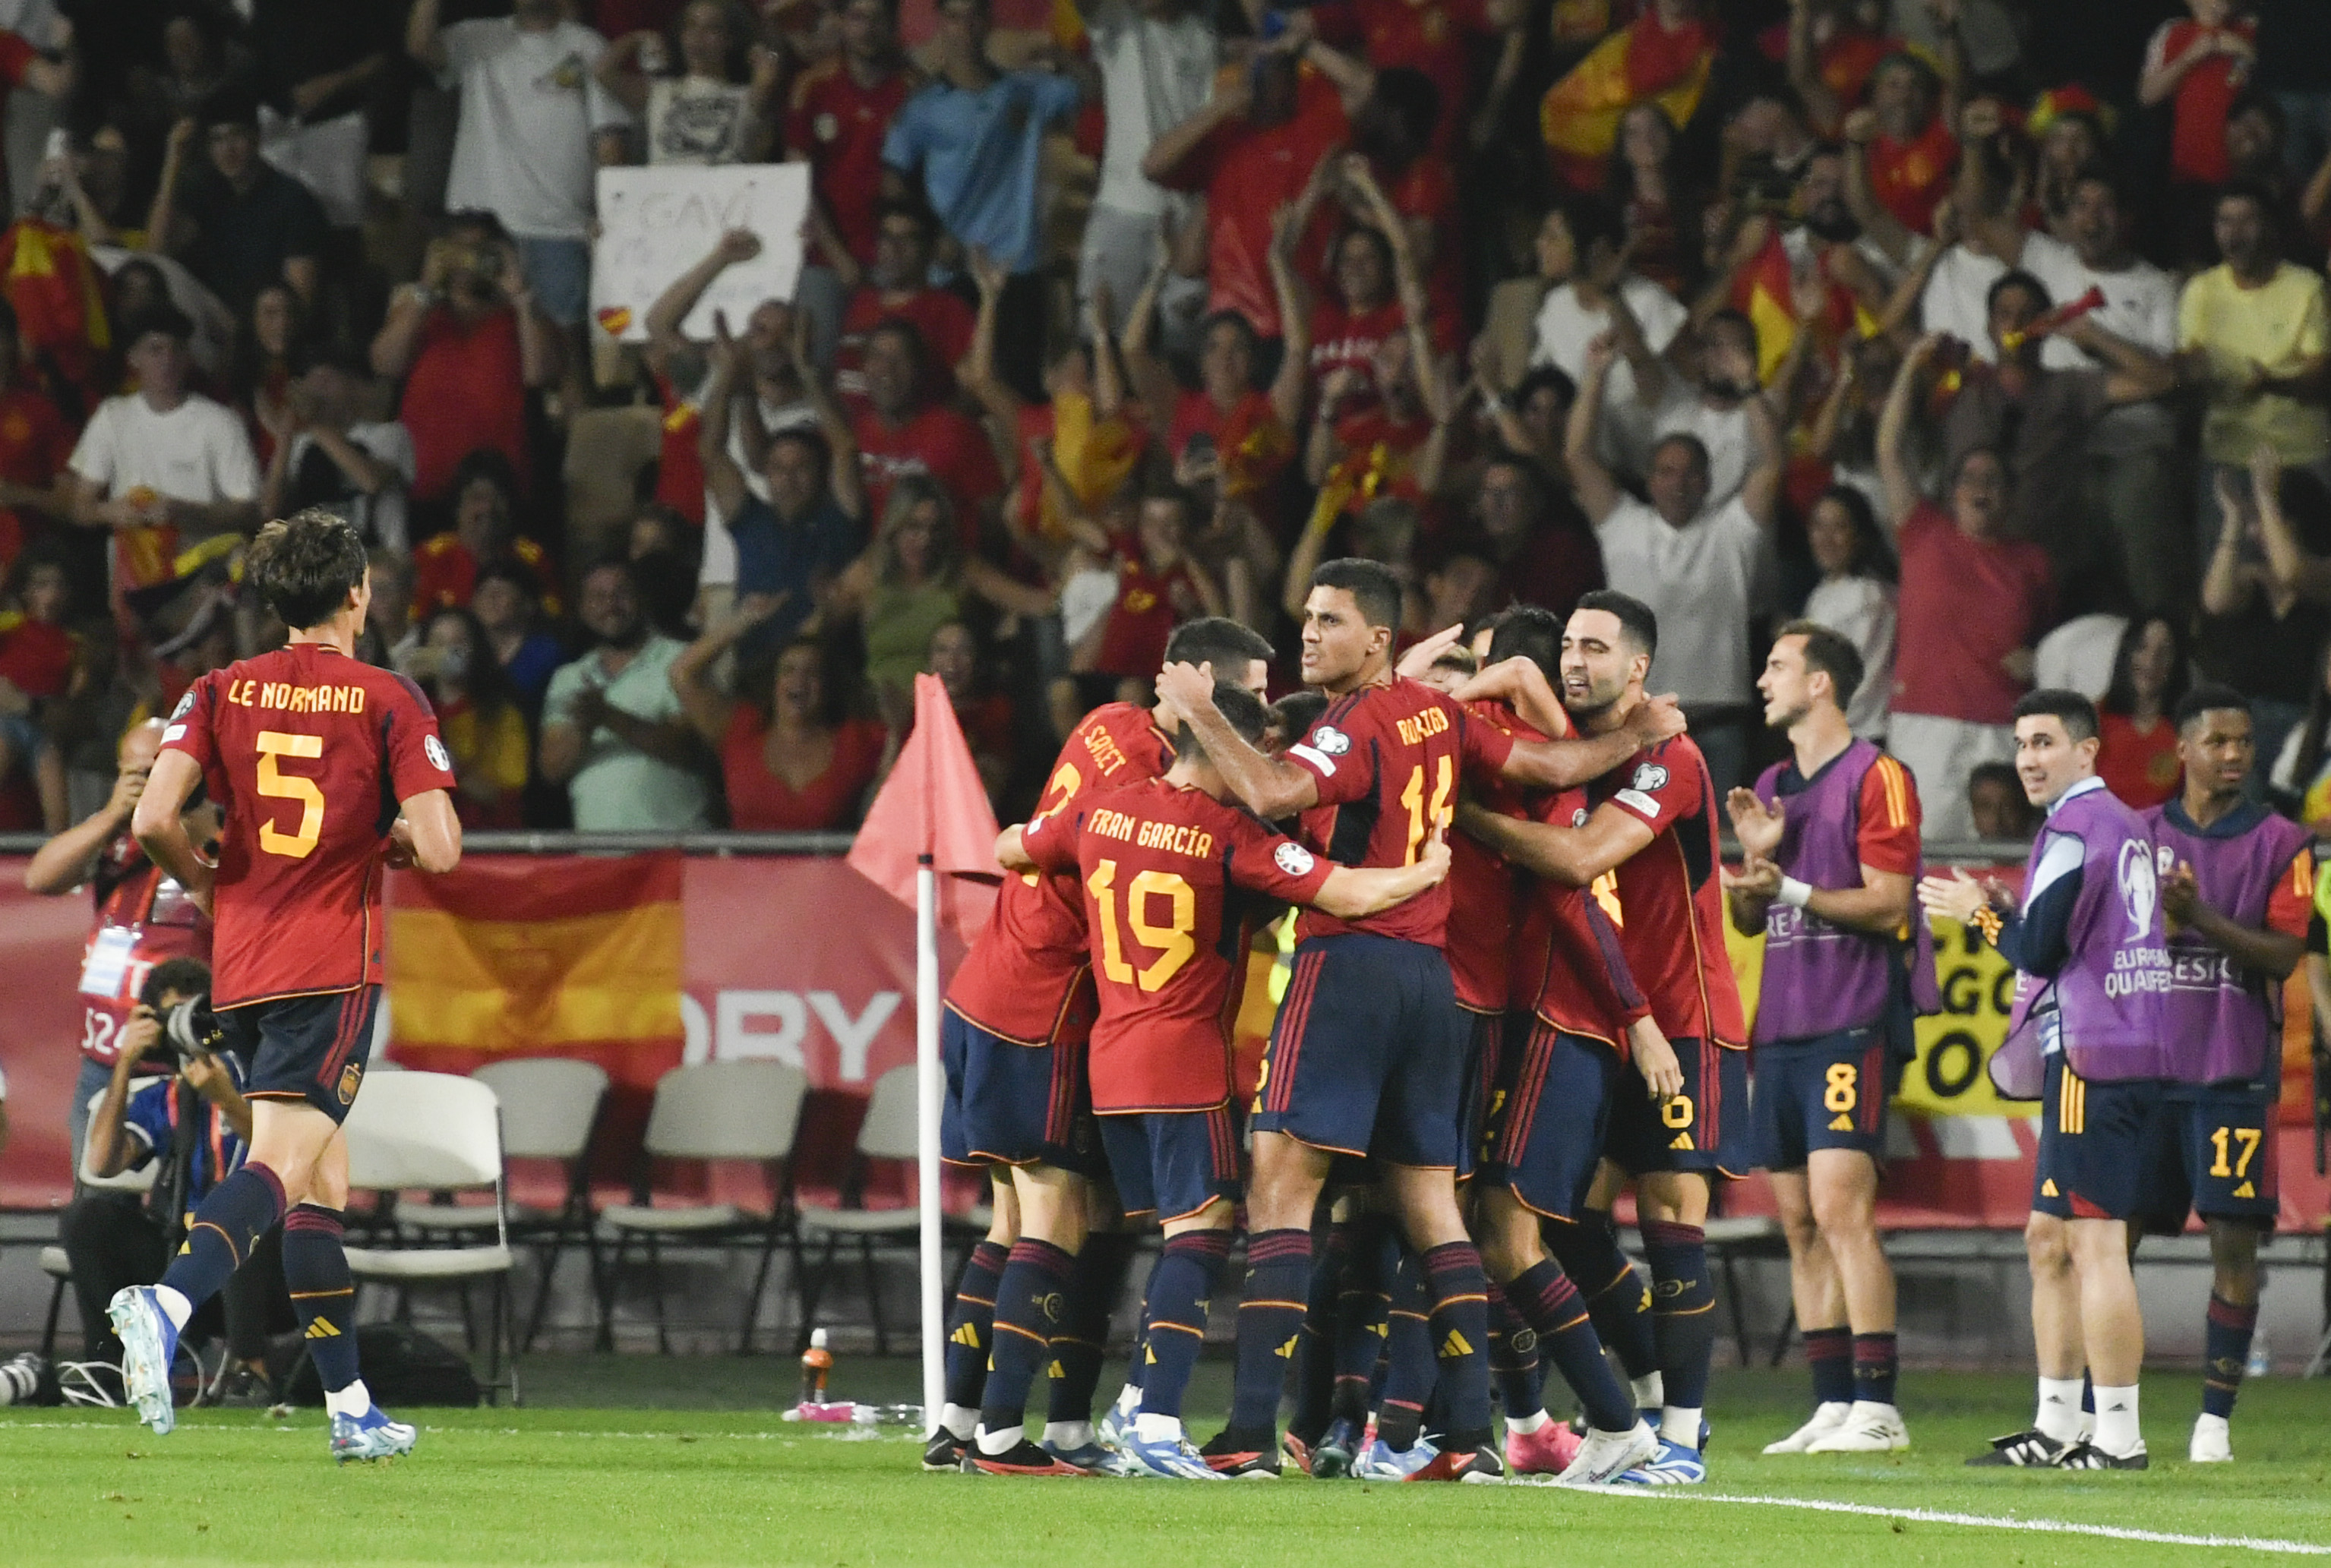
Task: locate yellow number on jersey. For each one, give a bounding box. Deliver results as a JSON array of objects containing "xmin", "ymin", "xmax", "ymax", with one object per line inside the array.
[
  {"xmin": 1021, "ymin": 762, "xmax": 1085, "ymax": 885},
  {"xmin": 1399, "ymin": 756, "xmax": 1455, "ymax": 865},
  {"xmin": 2207, "ymin": 1125, "xmax": 2262, "ymax": 1179},
  {"xmin": 1088, "ymin": 858, "xmax": 1196, "ymax": 992},
  {"xmin": 255, "ymin": 730, "xmax": 325, "ymax": 859}
]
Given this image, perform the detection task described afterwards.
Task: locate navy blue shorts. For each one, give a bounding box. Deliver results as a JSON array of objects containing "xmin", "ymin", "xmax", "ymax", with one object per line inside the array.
[
  {"xmin": 1751, "ymin": 1028, "xmax": 1897, "ymax": 1171},
  {"xmin": 1098, "ymin": 1106, "xmax": 1243, "ymax": 1223},
  {"xmin": 940, "ymin": 1007, "xmax": 1104, "ymax": 1177},
  {"xmin": 220, "ymin": 986, "xmax": 379, "ymax": 1125},
  {"xmin": 1455, "ymin": 1008, "xmax": 1504, "ymax": 1181},
  {"xmin": 1602, "ymin": 1036, "xmax": 1749, "ymax": 1178},
  {"xmin": 2137, "ymin": 1081, "xmax": 2282, "ymax": 1234},
  {"xmin": 2033, "ymin": 1062, "xmax": 2164, "ymax": 1221},
  {"xmin": 1480, "ymin": 1019, "xmax": 1619, "ymax": 1219},
  {"xmin": 1252, "ymin": 934, "xmax": 1468, "ymax": 1169}
]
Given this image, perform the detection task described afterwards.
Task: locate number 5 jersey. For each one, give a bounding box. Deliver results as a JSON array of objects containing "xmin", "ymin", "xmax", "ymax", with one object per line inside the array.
[{"xmin": 161, "ymin": 642, "xmax": 456, "ymax": 1008}]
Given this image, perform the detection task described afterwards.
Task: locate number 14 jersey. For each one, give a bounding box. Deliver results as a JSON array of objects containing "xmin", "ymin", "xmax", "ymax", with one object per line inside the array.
[{"xmin": 163, "ymin": 642, "xmax": 456, "ymax": 1007}]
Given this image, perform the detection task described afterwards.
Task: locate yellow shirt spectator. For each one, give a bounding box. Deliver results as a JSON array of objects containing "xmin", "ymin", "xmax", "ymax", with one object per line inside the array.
[{"xmin": 2178, "ymin": 260, "xmax": 2331, "ymax": 466}]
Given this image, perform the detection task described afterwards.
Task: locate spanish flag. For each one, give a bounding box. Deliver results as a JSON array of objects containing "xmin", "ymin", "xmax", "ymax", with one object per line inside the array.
[
  {"xmin": 387, "ymin": 853, "xmax": 686, "ymax": 1163},
  {"xmin": 1540, "ymin": 10, "xmax": 1714, "ymax": 192},
  {"xmin": 0, "ymin": 216, "xmax": 109, "ymax": 396}
]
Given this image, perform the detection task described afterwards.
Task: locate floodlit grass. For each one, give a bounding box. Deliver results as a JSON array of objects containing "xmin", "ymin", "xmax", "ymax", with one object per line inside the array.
[{"xmin": 0, "ymin": 1366, "xmax": 2326, "ymax": 1566}]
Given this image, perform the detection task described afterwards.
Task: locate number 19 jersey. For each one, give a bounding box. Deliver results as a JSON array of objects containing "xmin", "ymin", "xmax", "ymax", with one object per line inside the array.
[{"xmin": 162, "ymin": 642, "xmax": 456, "ymax": 1008}]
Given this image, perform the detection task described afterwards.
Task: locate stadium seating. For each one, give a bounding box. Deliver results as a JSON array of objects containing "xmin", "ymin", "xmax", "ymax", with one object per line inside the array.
[{"xmin": 794, "ymin": 1065, "xmax": 919, "ymax": 1355}]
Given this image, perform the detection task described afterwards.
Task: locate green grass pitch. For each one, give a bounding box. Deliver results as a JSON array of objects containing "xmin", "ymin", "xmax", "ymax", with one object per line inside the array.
[{"xmin": 2, "ymin": 1365, "xmax": 2326, "ymax": 1566}]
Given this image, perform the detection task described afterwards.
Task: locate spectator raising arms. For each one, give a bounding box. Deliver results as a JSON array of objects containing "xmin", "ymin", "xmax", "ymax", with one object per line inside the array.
[
  {"xmin": 671, "ymin": 598, "xmax": 890, "ymax": 831},
  {"xmin": 788, "ymin": 0, "xmax": 915, "ymax": 273},
  {"xmin": 595, "ymin": 0, "xmax": 780, "ymax": 166}
]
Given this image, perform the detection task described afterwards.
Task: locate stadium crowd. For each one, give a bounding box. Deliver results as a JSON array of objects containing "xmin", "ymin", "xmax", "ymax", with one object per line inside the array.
[{"xmin": 0, "ymin": 0, "xmax": 2329, "ymax": 842}]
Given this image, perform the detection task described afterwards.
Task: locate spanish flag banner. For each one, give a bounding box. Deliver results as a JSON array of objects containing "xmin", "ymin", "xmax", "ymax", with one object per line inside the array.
[
  {"xmin": 1540, "ymin": 11, "xmax": 1714, "ymax": 191},
  {"xmin": 387, "ymin": 853, "xmax": 686, "ymax": 1160}
]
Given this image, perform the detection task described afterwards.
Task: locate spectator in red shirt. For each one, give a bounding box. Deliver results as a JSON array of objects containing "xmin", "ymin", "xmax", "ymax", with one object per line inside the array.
[
  {"xmin": 832, "ymin": 200, "xmax": 975, "ymax": 404},
  {"xmin": 0, "ymin": 298, "xmax": 77, "ymax": 575},
  {"xmin": 2096, "ymin": 615, "xmax": 2191, "ymax": 809},
  {"xmin": 410, "ymin": 449, "xmax": 563, "ymax": 622},
  {"xmin": 1085, "ymin": 484, "xmax": 1227, "ymax": 699},
  {"xmin": 1857, "ymin": 53, "xmax": 1957, "ymax": 238},
  {"xmin": 789, "ymin": 0, "xmax": 916, "ymax": 271},
  {"xmin": 0, "ymin": 547, "xmax": 73, "ymax": 829},
  {"xmin": 2141, "ymin": 1, "xmax": 2258, "ymax": 189},
  {"xmin": 1312, "ymin": 0, "xmax": 1518, "ymax": 159},
  {"xmin": 925, "ymin": 617, "xmax": 1015, "ymax": 809},
  {"xmin": 851, "ymin": 318, "xmax": 1006, "ymax": 547},
  {"xmin": 369, "ymin": 211, "xmax": 561, "ymax": 514},
  {"xmin": 1306, "ymin": 223, "xmax": 1410, "ymax": 422}
]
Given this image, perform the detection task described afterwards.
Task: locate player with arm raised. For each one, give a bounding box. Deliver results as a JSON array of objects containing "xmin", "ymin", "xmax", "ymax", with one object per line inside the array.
[
  {"xmin": 987, "ymin": 680, "xmax": 1451, "ymax": 1479},
  {"xmin": 926, "ymin": 617, "xmax": 1277, "ymax": 1475},
  {"xmin": 1454, "ymin": 590, "xmax": 1748, "ymax": 1487},
  {"xmin": 1154, "ymin": 560, "xmax": 1682, "ymax": 1481},
  {"xmin": 108, "ymin": 508, "xmax": 461, "ymax": 1462}
]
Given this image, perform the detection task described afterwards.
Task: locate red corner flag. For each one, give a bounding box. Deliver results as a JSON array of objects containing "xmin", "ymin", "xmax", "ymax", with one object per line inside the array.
[{"xmin": 848, "ymin": 673, "xmax": 1002, "ymax": 942}]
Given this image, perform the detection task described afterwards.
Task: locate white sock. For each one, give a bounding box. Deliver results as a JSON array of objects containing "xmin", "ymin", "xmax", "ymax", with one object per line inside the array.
[
  {"xmin": 1112, "ymin": 1383, "xmax": 1142, "ymax": 1415},
  {"xmin": 2195, "ymin": 1412, "xmax": 2229, "ymax": 1434},
  {"xmin": 1660, "ymin": 1405, "xmax": 1702, "ymax": 1449},
  {"xmin": 1042, "ymin": 1420, "xmax": 1094, "ymax": 1451},
  {"xmin": 324, "ymin": 1379, "xmax": 371, "ymax": 1419},
  {"xmin": 938, "ymin": 1402, "xmax": 978, "ymax": 1439},
  {"xmin": 154, "ymin": 1286, "xmax": 192, "ymax": 1331},
  {"xmin": 1132, "ymin": 1412, "xmax": 1183, "ymax": 1443},
  {"xmin": 1630, "ymin": 1372, "xmax": 1663, "ymax": 1409},
  {"xmin": 975, "ymin": 1423, "xmax": 1022, "ymax": 1456},
  {"xmin": 2092, "ymin": 1383, "xmax": 2141, "ymax": 1456},
  {"xmin": 1507, "ymin": 1409, "xmax": 1549, "ymax": 1434},
  {"xmin": 2035, "ymin": 1377, "xmax": 2085, "ymax": 1443}
]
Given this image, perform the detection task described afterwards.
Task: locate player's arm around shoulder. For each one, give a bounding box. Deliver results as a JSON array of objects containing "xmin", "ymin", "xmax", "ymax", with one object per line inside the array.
[
  {"xmin": 1456, "ymin": 790, "xmax": 1653, "ymax": 888},
  {"xmin": 1312, "ymin": 834, "xmax": 1451, "ymax": 917}
]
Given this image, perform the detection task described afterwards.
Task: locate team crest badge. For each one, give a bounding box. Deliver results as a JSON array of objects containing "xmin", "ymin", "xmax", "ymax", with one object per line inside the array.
[
  {"xmin": 1309, "ymin": 726, "xmax": 1350, "ymax": 756},
  {"xmin": 336, "ymin": 1062, "xmax": 363, "ymax": 1106},
  {"xmin": 1630, "ymin": 762, "xmax": 1669, "ymax": 793},
  {"xmin": 425, "ymin": 735, "xmax": 452, "ymax": 773},
  {"xmin": 1274, "ymin": 842, "xmax": 1316, "ymax": 876},
  {"xmin": 1571, "ymin": 807, "xmax": 1588, "ymax": 827},
  {"xmin": 169, "ymin": 690, "xmax": 195, "ymax": 721}
]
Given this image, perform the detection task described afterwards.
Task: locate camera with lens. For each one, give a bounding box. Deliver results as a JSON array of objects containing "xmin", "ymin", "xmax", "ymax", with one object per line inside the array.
[{"xmin": 139, "ymin": 963, "xmax": 223, "ymax": 1061}]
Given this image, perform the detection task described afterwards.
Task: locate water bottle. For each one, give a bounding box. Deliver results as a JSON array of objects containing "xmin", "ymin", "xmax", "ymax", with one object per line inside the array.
[
  {"xmin": 2247, "ymin": 1329, "xmax": 2272, "ymax": 1380},
  {"xmin": 799, "ymin": 1327, "xmax": 832, "ymax": 1406}
]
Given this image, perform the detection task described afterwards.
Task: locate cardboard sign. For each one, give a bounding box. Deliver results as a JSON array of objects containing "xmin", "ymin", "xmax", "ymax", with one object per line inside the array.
[{"xmin": 590, "ymin": 163, "xmax": 810, "ymax": 342}]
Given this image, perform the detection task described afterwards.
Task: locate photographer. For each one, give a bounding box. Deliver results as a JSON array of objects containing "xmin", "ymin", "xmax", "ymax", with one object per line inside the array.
[{"xmin": 62, "ymin": 958, "xmax": 286, "ymax": 1396}]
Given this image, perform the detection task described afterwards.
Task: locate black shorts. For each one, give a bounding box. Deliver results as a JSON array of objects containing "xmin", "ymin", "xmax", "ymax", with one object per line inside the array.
[
  {"xmin": 1252, "ymin": 934, "xmax": 1468, "ymax": 1169},
  {"xmin": 2137, "ymin": 1081, "xmax": 2282, "ymax": 1234},
  {"xmin": 220, "ymin": 986, "xmax": 380, "ymax": 1125},
  {"xmin": 1751, "ymin": 1028, "xmax": 1897, "ymax": 1171},
  {"xmin": 1098, "ymin": 1106, "xmax": 1243, "ymax": 1223},
  {"xmin": 1455, "ymin": 1008, "xmax": 1504, "ymax": 1181},
  {"xmin": 2033, "ymin": 1061, "xmax": 2165, "ymax": 1221},
  {"xmin": 1602, "ymin": 1036, "xmax": 1749, "ymax": 1178},
  {"xmin": 940, "ymin": 1007, "xmax": 1104, "ymax": 1177},
  {"xmin": 1480, "ymin": 1019, "xmax": 1619, "ymax": 1219}
]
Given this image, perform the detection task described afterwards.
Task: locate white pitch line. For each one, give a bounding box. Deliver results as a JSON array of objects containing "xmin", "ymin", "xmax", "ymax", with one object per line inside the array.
[{"xmin": 1571, "ymin": 1486, "xmax": 2331, "ymax": 1556}]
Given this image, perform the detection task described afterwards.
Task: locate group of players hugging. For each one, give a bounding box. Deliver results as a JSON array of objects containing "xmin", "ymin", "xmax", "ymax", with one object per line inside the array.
[{"xmin": 928, "ymin": 558, "xmax": 2302, "ymax": 1484}]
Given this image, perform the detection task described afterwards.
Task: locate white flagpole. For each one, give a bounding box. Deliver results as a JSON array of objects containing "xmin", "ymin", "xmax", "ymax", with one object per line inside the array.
[{"xmin": 916, "ymin": 856, "xmax": 943, "ymax": 1432}]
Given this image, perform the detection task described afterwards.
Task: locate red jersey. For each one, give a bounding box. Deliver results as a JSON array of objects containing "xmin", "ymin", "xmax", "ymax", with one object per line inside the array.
[
  {"xmin": 852, "ymin": 402, "xmax": 1005, "ymax": 549},
  {"xmin": 1508, "ymin": 785, "xmax": 1650, "ymax": 1048},
  {"xmin": 398, "ymin": 306, "xmax": 531, "ymax": 504},
  {"xmin": 0, "ymin": 383, "xmax": 74, "ymax": 568},
  {"xmin": 1319, "ymin": 0, "xmax": 1487, "ymax": 156},
  {"xmin": 1023, "ymin": 775, "xmax": 1331, "ymax": 1111},
  {"xmin": 785, "ymin": 60, "xmax": 914, "ymax": 266},
  {"xmin": 835, "ymin": 286, "xmax": 975, "ymax": 405},
  {"xmin": 1586, "ymin": 735, "xmax": 1745, "ymax": 1049},
  {"xmin": 1285, "ymin": 675, "xmax": 1515, "ymax": 944},
  {"xmin": 1094, "ymin": 553, "xmax": 1203, "ymax": 680},
  {"xmin": 2147, "ymin": 18, "xmax": 2254, "ymax": 186},
  {"xmin": 945, "ymin": 701, "xmax": 1176, "ymax": 1044},
  {"xmin": 160, "ymin": 642, "xmax": 456, "ymax": 1007},
  {"xmin": 76, "ymin": 834, "xmax": 212, "ymax": 1065},
  {"xmin": 1164, "ymin": 65, "xmax": 1347, "ymax": 339},
  {"xmin": 1309, "ymin": 298, "xmax": 1409, "ymax": 418},
  {"xmin": 0, "ymin": 612, "xmax": 71, "ymax": 696},
  {"xmin": 411, "ymin": 533, "xmax": 564, "ymax": 622},
  {"xmin": 652, "ymin": 375, "xmax": 706, "ymax": 527},
  {"xmin": 1168, "ymin": 389, "xmax": 1295, "ymax": 503},
  {"xmin": 1445, "ymin": 699, "xmax": 1544, "ymax": 1011},
  {"xmin": 1868, "ymin": 116, "xmax": 1958, "ymax": 237}
]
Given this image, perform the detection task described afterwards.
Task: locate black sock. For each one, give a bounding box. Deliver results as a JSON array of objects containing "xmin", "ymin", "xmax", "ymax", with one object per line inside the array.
[
  {"xmin": 1290, "ymin": 1219, "xmax": 1353, "ymax": 1442},
  {"xmin": 1376, "ymin": 1254, "xmax": 1434, "ymax": 1451},
  {"xmin": 978, "ymin": 1238, "xmax": 1076, "ymax": 1437},
  {"xmin": 1640, "ymin": 1219, "xmax": 1714, "ymax": 1416},
  {"xmin": 1227, "ymin": 1228, "xmax": 1310, "ymax": 1437},
  {"xmin": 2203, "ymin": 1295, "xmax": 2258, "ymax": 1418},
  {"xmin": 943, "ymin": 1240, "xmax": 1009, "ymax": 1415},
  {"xmin": 159, "ymin": 1163, "xmax": 286, "ymax": 1314},
  {"xmin": 1047, "ymin": 1230, "xmax": 1135, "ymax": 1426},
  {"xmin": 1852, "ymin": 1330, "xmax": 1898, "ymax": 1407},
  {"xmin": 1331, "ymin": 1215, "xmax": 1397, "ymax": 1427},
  {"xmin": 1804, "ymin": 1324, "xmax": 1853, "ymax": 1407},
  {"xmin": 1546, "ymin": 1210, "xmax": 1657, "ymax": 1381},
  {"xmin": 1508, "ymin": 1258, "xmax": 1634, "ymax": 1432},
  {"xmin": 1142, "ymin": 1231, "xmax": 1230, "ymax": 1421},
  {"xmin": 1420, "ymin": 1241, "xmax": 1493, "ymax": 1451},
  {"xmin": 282, "ymin": 1205, "xmax": 357, "ymax": 1395},
  {"xmin": 1486, "ymin": 1279, "xmax": 1544, "ymax": 1422}
]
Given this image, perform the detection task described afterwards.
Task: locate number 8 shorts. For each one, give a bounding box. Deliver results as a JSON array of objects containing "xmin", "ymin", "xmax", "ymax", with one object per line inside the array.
[{"xmin": 1748, "ymin": 1027, "xmax": 1899, "ymax": 1171}]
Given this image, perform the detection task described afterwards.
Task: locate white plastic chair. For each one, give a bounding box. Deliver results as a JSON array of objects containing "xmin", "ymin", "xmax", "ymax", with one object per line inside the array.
[
  {"xmin": 596, "ymin": 1059, "xmax": 807, "ymax": 1354},
  {"xmin": 340, "ymin": 1071, "xmax": 519, "ymax": 1404},
  {"xmin": 794, "ymin": 1066, "xmax": 921, "ymax": 1355}
]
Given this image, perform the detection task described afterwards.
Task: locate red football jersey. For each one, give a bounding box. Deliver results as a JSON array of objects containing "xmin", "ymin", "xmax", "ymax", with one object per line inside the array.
[
  {"xmin": 161, "ymin": 642, "xmax": 456, "ymax": 1007},
  {"xmin": 1586, "ymin": 736, "xmax": 1746, "ymax": 1049},
  {"xmin": 1285, "ymin": 676, "xmax": 1515, "ymax": 945},
  {"xmin": 1025, "ymin": 776, "xmax": 1332, "ymax": 1112},
  {"xmin": 851, "ymin": 402, "xmax": 1005, "ymax": 550},
  {"xmin": 1445, "ymin": 699, "xmax": 1544, "ymax": 1011},
  {"xmin": 1508, "ymin": 785, "xmax": 1650, "ymax": 1048},
  {"xmin": 945, "ymin": 702, "xmax": 1175, "ymax": 1045},
  {"xmin": 785, "ymin": 62, "xmax": 914, "ymax": 266},
  {"xmin": 77, "ymin": 836, "xmax": 213, "ymax": 1065}
]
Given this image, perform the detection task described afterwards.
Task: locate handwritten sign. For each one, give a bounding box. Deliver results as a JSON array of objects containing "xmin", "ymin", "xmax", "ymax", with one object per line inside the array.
[{"xmin": 590, "ymin": 164, "xmax": 810, "ymax": 342}]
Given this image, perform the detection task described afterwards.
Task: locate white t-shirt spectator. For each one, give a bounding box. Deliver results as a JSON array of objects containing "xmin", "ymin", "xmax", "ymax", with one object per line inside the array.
[
  {"xmin": 1919, "ymin": 244, "xmax": 2008, "ymax": 364},
  {"xmin": 542, "ymin": 634, "xmax": 712, "ymax": 831},
  {"xmin": 1596, "ymin": 494, "xmax": 1771, "ymax": 705},
  {"xmin": 2019, "ymin": 232, "xmax": 2178, "ymax": 367},
  {"xmin": 1647, "ymin": 384, "xmax": 1753, "ymax": 510},
  {"xmin": 281, "ymin": 421, "xmax": 417, "ymax": 551},
  {"xmin": 69, "ymin": 393, "xmax": 260, "ymax": 510},
  {"xmin": 1803, "ymin": 573, "xmax": 1897, "ymax": 739},
  {"xmin": 1533, "ymin": 275, "xmax": 1687, "ymax": 472},
  {"xmin": 1086, "ymin": 0, "xmax": 1217, "ymax": 217},
  {"xmin": 439, "ymin": 18, "xmax": 630, "ymax": 241}
]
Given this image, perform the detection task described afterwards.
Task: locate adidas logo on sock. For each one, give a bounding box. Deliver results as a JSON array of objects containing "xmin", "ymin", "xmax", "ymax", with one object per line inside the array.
[
  {"xmin": 1439, "ymin": 1330, "xmax": 1473, "ymax": 1359},
  {"xmin": 951, "ymin": 1323, "xmax": 982, "ymax": 1348},
  {"xmin": 304, "ymin": 1320, "xmax": 341, "ymax": 1339}
]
